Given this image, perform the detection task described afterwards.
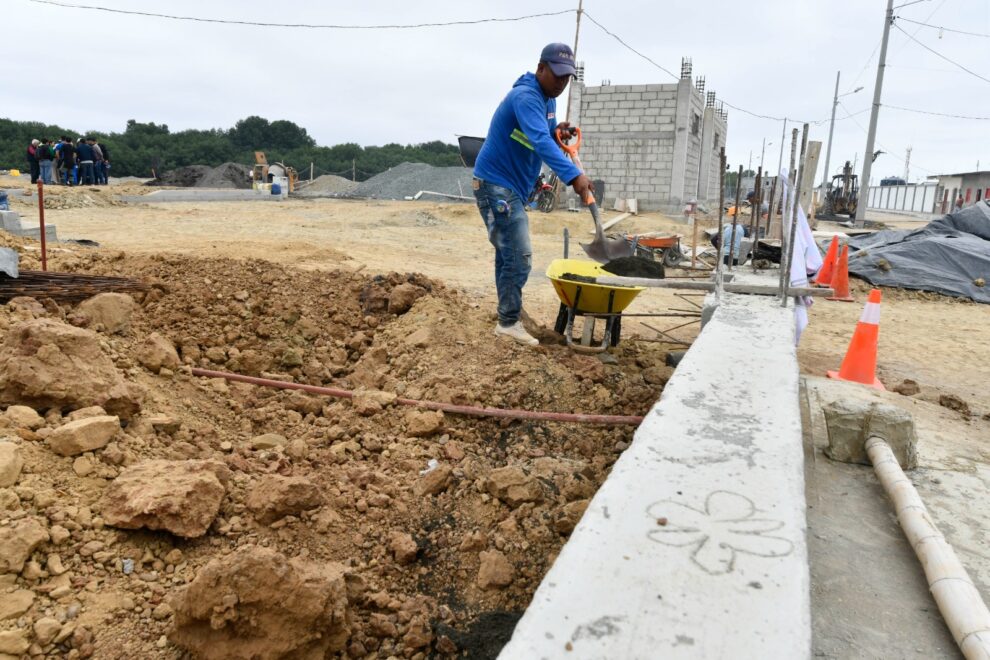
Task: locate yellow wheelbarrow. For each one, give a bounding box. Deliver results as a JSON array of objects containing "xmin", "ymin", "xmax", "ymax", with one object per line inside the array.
[{"xmin": 547, "ymin": 258, "xmax": 645, "ymax": 352}]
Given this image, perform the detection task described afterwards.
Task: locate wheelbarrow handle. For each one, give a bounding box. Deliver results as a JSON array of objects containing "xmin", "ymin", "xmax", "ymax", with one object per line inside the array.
[{"xmin": 554, "ymin": 126, "xmax": 582, "ymax": 156}]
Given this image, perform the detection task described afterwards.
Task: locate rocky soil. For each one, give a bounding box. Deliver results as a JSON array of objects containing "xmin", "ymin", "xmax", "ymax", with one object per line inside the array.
[{"xmin": 0, "ymin": 236, "xmax": 669, "ymax": 659}]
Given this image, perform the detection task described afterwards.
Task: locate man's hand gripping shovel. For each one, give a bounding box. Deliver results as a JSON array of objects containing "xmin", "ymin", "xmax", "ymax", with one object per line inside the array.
[{"xmin": 555, "ymin": 127, "xmax": 635, "ymax": 263}]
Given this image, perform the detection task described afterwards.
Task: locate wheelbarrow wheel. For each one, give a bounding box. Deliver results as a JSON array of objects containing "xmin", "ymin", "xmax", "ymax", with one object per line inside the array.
[
  {"xmin": 537, "ymin": 189, "xmax": 556, "ymax": 213},
  {"xmin": 662, "ymin": 246, "xmax": 683, "ymax": 267},
  {"xmin": 635, "ymin": 245, "xmax": 656, "ymax": 261},
  {"xmin": 553, "ymin": 303, "xmax": 569, "ymax": 335}
]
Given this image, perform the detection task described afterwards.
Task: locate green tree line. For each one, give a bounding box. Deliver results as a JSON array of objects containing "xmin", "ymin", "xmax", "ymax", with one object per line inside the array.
[{"xmin": 0, "ymin": 116, "xmax": 463, "ymax": 180}]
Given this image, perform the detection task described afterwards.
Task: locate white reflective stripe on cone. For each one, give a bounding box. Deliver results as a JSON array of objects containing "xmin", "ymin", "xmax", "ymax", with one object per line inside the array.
[{"xmin": 860, "ymin": 302, "xmax": 881, "ymax": 325}]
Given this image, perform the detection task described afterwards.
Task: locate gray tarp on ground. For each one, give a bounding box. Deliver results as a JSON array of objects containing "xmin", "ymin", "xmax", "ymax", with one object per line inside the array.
[{"xmin": 844, "ymin": 201, "xmax": 990, "ymax": 303}]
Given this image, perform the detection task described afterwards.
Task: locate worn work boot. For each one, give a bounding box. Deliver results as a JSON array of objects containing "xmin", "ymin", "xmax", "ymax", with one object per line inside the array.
[{"xmin": 494, "ymin": 321, "xmax": 539, "ymax": 347}]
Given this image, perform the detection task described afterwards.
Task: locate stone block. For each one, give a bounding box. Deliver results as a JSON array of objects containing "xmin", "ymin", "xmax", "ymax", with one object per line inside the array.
[
  {"xmin": 823, "ymin": 399, "xmax": 918, "ymax": 469},
  {"xmin": 17, "ymin": 226, "xmax": 57, "ymax": 243},
  {"xmin": 0, "ymin": 212, "xmax": 22, "ymax": 232}
]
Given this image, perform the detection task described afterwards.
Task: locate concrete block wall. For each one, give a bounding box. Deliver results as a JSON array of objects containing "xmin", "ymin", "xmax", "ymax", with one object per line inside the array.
[
  {"xmin": 577, "ymin": 83, "xmax": 679, "ymax": 209},
  {"xmin": 575, "ymin": 78, "xmax": 728, "ymax": 211}
]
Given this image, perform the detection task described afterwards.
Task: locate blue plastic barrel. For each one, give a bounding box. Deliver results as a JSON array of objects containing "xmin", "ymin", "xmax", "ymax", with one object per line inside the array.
[{"xmin": 271, "ymin": 183, "xmax": 281, "ymax": 196}]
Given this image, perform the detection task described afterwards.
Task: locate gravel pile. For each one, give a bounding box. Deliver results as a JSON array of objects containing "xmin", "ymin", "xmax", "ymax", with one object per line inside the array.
[
  {"xmin": 351, "ymin": 162, "xmax": 474, "ymax": 201},
  {"xmin": 295, "ymin": 174, "xmax": 359, "ymax": 197}
]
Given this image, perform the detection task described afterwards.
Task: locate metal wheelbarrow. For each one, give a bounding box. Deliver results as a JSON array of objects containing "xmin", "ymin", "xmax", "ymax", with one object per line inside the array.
[{"xmin": 546, "ymin": 258, "xmax": 645, "ymax": 353}]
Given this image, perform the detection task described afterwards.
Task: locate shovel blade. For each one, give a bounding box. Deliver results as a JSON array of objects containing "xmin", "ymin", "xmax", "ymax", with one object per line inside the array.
[
  {"xmin": 581, "ymin": 201, "xmax": 637, "ymax": 263},
  {"xmin": 579, "ymin": 237, "xmax": 636, "ymax": 263}
]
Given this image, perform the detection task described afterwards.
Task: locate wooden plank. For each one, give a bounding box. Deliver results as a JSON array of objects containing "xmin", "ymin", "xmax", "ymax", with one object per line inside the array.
[
  {"xmin": 592, "ymin": 275, "xmax": 834, "ymax": 297},
  {"xmin": 588, "ymin": 212, "xmax": 632, "ymax": 234}
]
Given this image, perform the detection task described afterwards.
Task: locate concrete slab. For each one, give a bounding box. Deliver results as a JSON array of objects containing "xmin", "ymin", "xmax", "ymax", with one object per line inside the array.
[
  {"xmin": 802, "ymin": 376, "xmax": 976, "ymax": 658},
  {"xmin": 0, "ymin": 211, "xmax": 23, "ymax": 232},
  {"xmin": 120, "ymin": 189, "xmax": 280, "ymax": 203},
  {"xmin": 15, "ymin": 225, "xmax": 57, "ymax": 243},
  {"xmin": 499, "ymin": 294, "xmax": 810, "ymax": 659}
]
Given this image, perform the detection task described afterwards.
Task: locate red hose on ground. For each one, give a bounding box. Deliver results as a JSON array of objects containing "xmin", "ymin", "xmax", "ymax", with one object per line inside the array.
[{"xmin": 191, "ymin": 368, "xmax": 645, "ymax": 426}]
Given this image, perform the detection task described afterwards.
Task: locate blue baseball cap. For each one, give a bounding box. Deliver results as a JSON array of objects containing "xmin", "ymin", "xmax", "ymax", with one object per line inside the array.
[{"xmin": 540, "ymin": 42, "xmax": 576, "ymax": 77}]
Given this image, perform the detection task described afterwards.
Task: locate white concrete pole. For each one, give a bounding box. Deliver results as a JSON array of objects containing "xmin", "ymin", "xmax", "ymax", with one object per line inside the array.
[
  {"xmin": 565, "ymin": 0, "xmax": 583, "ymax": 123},
  {"xmin": 856, "ymin": 0, "xmax": 894, "ymax": 223},
  {"xmin": 821, "ymin": 71, "xmax": 840, "ymax": 198}
]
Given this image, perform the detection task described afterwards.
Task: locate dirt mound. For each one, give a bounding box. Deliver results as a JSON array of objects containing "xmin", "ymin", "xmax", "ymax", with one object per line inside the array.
[
  {"xmin": 0, "ymin": 244, "xmax": 669, "ymax": 658},
  {"xmin": 7, "ymin": 186, "xmax": 126, "ymax": 210},
  {"xmin": 146, "ymin": 162, "xmax": 251, "ymax": 189}
]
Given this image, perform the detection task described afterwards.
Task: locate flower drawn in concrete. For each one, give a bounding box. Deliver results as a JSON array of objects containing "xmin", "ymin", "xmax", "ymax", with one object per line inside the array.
[{"xmin": 646, "ymin": 490, "xmax": 793, "ymax": 575}]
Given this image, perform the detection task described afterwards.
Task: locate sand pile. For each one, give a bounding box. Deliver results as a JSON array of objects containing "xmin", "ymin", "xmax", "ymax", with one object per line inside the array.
[{"xmin": 296, "ymin": 174, "xmax": 360, "ymax": 196}]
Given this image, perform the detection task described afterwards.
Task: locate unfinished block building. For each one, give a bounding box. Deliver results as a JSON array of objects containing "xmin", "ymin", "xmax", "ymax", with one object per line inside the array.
[{"xmin": 568, "ymin": 59, "xmax": 728, "ymax": 212}]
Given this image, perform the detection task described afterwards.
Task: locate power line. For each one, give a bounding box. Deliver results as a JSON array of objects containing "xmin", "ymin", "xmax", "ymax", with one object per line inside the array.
[
  {"xmin": 884, "ymin": 103, "xmax": 990, "ymax": 120},
  {"xmin": 25, "ymin": 0, "xmax": 575, "ymax": 29},
  {"xmin": 581, "ymin": 12, "xmax": 679, "ymax": 81},
  {"xmin": 582, "ymin": 11, "xmax": 821, "ymax": 125},
  {"xmin": 849, "ymin": 38, "xmax": 884, "ymax": 90},
  {"xmin": 893, "ymin": 22, "xmax": 990, "ymax": 84},
  {"xmin": 896, "ymin": 16, "xmax": 990, "ymax": 38},
  {"xmin": 838, "ymin": 101, "xmax": 937, "ymax": 174}
]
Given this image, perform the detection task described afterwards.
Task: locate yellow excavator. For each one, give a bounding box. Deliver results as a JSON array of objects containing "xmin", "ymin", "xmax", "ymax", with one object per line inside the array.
[{"xmin": 819, "ymin": 160, "xmax": 859, "ymax": 218}]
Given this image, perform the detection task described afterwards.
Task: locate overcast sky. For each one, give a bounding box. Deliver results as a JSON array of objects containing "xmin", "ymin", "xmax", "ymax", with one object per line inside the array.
[{"xmin": 6, "ymin": 0, "xmax": 990, "ymax": 183}]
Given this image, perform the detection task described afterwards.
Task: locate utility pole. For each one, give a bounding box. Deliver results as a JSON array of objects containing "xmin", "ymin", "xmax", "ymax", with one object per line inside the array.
[
  {"xmin": 904, "ymin": 146, "xmax": 912, "ymax": 181},
  {"xmin": 352, "ymin": 159, "xmax": 356, "ymax": 182},
  {"xmin": 776, "ymin": 119, "xmax": 787, "ymax": 178},
  {"xmin": 821, "ymin": 71, "xmax": 840, "ymax": 200},
  {"xmin": 565, "ymin": 0, "xmax": 583, "ymax": 123},
  {"xmin": 856, "ymin": 0, "xmax": 894, "ymax": 223}
]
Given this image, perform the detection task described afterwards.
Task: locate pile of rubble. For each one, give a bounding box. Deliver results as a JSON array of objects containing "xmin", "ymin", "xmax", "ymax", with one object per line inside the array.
[
  {"xmin": 146, "ymin": 163, "xmax": 251, "ymax": 189},
  {"xmin": 0, "ymin": 241, "xmax": 669, "ymax": 658}
]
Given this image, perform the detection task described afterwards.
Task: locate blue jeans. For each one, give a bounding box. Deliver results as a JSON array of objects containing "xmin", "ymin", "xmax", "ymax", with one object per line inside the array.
[
  {"xmin": 473, "ymin": 178, "xmax": 532, "ymax": 326},
  {"xmin": 39, "ymin": 161, "xmax": 53, "ymax": 184},
  {"xmin": 80, "ymin": 161, "xmax": 95, "ymax": 185}
]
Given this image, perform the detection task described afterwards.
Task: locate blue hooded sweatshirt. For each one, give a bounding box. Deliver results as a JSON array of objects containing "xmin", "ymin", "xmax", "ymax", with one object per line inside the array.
[{"xmin": 473, "ymin": 72, "xmax": 582, "ymax": 201}]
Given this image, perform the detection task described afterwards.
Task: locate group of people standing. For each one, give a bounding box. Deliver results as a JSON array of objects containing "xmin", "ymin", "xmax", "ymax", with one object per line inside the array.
[{"xmin": 26, "ymin": 137, "xmax": 110, "ymax": 186}]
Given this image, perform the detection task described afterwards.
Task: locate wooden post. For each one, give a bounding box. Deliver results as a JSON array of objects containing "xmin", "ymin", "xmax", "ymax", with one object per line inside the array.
[
  {"xmin": 757, "ymin": 176, "xmax": 777, "ymax": 271},
  {"xmin": 690, "ymin": 212, "xmax": 699, "ymax": 269},
  {"xmin": 728, "ymin": 165, "xmax": 743, "ymax": 271},
  {"xmin": 714, "ymin": 148, "xmax": 727, "ymax": 300},
  {"xmin": 749, "ymin": 167, "xmax": 762, "ymax": 242},
  {"xmin": 867, "ymin": 437, "xmax": 990, "ymax": 659},
  {"xmin": 781, "ymin": 124, "xmax": 809, "ymax": 306},
  {"xmin": 37, "ymin": 180, "xmax": 47, "ymax": 272}
]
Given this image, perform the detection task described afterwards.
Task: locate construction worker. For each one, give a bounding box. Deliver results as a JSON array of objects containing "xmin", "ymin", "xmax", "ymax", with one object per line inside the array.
[{"xmin": 473, "ymin": 43, "xmax": 593, "ymax": 346}]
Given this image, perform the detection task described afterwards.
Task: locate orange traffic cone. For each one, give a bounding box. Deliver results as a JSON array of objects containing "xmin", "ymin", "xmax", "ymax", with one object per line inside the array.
[
  {"xmin": 814, "ymin": 236, "xmax": 840, "ymax": 287},
  {"xmin": 828, "ymin": 289, "xmax": 885, "ymax": 390},
  {"xmin": 826, "ymin": 245, "xmax": 855, "ymax": 302}
]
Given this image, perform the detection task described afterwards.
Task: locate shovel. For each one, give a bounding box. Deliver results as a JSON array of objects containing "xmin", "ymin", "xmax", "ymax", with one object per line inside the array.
[{"xmin": 555, "ymin": 127, "xmax": 636, "ymax": 263}]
